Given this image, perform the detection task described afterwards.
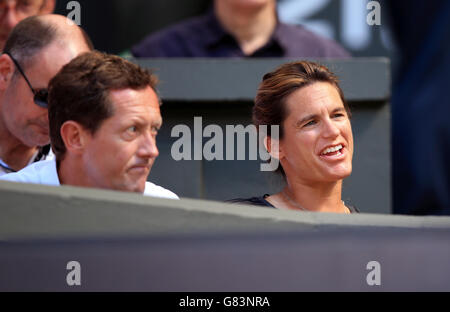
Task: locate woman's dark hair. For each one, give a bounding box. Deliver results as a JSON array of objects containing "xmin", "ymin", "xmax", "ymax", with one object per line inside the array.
[{"xmin": 253, "ymin": 61, "xmax": 351, "ymax": 177}]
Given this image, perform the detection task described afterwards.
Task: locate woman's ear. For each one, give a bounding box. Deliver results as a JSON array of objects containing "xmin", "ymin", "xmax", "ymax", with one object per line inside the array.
[
  {"xmin": 60, "ymin": 121, "xmax": 88, "ymax": 156},
  {"xmin": 0, "ymin": 54, "xmax": 14, "ymax": 91}
]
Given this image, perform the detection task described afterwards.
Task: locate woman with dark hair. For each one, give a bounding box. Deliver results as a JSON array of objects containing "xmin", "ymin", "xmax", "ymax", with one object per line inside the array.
[{"xmin": 233, "ymin": 61, "xmax": 357, "ymax": 213}]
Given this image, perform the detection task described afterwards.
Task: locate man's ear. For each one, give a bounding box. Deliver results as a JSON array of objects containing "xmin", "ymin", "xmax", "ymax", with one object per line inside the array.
[
  {"xmin": 0, "ymin": 54, "xmax": 14, "ymax": 91},
  {"xmin": 264, "ymin": 135, "xmax": 284, "ymax": 160},
  {"xmin": 40, "ymin": 0, "xmax": 56, "ymax": 14},
  {"xmin": 60, "ymin": 121, "xmax": 89, "ymax": 156}
]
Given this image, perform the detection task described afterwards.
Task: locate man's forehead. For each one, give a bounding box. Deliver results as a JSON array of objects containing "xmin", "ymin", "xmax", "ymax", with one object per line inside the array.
[
  {"xmin": 108, "ymin": 87, "xmax": 161, "ymax": 114},
  {"xmin": 109, "ymin": 87, "xmax": 159, "ymax": 102},
  {"xmin": 104, "ymin": 90, "xmax": 162, "ymax": 130},
  {"xmin": 0, "ymin": 0, "xmax": 44, "ymax": 6}
]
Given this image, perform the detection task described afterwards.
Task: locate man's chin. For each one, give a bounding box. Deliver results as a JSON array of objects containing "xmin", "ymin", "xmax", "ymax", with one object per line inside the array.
[
  {"xmin": 122, "ymin": 181, "xmax": 147, "ymax": 194},
  {"xmin": 36, "ymin": 140, "xmax": 51, "ymax": 147},
  {"xmin": 23, "ymin": 139, "xmax": 50, "ymax": 149},
  {"xmin": 26, "ymin": 133, "xmax": 50, "ymax": 147}
]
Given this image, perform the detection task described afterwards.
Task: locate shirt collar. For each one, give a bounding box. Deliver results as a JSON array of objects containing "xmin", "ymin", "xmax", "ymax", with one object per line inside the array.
[{"xmin": 42, "ymin": 159, "xmax": 61, "ymax": 186}]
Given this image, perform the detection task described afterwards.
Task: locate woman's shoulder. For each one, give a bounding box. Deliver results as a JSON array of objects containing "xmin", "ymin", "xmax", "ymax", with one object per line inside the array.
[{"xmin": 227, "ymin": 194, "xmax": 275, "ymax": 208}]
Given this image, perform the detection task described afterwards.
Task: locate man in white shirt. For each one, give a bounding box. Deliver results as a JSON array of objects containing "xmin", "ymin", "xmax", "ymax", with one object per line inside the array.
[
  {"xmin": 0, "ymin": 14, "xmax": 93, "ymax": 175},
  {"xmin": 0, "ymin": 51, "xmax": 178, "ymax": 199}
]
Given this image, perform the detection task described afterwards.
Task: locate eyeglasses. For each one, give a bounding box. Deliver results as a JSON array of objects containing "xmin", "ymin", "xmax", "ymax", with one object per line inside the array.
[{"xmin": 3, "ymin": 52, "xmax": 48, "ymax": 108}]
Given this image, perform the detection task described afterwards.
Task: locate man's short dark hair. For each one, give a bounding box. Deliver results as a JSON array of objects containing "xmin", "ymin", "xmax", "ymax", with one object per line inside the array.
[
  {"xmin": 3, "ymin": 15, "xmax": 93, "ymax": 71},
  {"xmin": 48, "ymin": 51, "xmax": 159, "ymax": 160}
]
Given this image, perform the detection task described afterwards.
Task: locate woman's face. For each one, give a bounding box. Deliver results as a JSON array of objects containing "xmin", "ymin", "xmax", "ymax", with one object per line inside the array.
[{"xmin": 278, "ymin": 82, "xmax": 353, "ymax": 184}]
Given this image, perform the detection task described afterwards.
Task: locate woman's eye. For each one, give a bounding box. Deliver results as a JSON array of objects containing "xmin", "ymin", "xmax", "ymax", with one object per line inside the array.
[{"xmin": 304, "ymin": 120, "xmax": 316, "ymax": 127}]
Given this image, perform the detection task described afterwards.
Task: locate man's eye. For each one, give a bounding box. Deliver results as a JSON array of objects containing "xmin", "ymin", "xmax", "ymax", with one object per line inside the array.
[
  {"xmin": 128, "ymin": 126, "xmax": 138, "ymax": 133},
  {"xmin": 18, "ymin": 0, "xmax": 33, "ymax": 7},
  {"xmin": 151, "ymin": 126, "xmax": 159, "ymax": 135},
  {"xmin": 17, "ymin": 0, "xmax": 34, "ymax": 10}
]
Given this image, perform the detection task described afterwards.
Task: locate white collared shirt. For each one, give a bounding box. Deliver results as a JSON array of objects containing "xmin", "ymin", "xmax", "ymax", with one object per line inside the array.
[
  {"xmin": 0, "ymin": 159, "xmax": 179, "ymax": 200},
  {"xmin": 0, "ymin": 148, "xmax": 54, "ymax": 176}
]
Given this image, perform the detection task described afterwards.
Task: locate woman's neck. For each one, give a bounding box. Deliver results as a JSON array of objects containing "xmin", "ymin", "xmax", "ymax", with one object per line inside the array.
[
  {"xmin": 214, "ymin": 0, "xmax": 277, "ymax": 55},
  {"xmin": 272, "ymin": 178, "xmax": 348, "ymax": 213}
]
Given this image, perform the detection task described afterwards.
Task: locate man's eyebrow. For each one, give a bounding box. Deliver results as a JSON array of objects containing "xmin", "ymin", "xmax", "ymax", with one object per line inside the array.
[{"xmin": 153, "ymin": 118, "xmax": 163, "ymax": 129}]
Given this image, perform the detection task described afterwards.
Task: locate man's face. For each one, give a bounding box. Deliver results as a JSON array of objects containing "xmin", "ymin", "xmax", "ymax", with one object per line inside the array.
[
  {"xmin": 0, "ymin": 0, "xmax": 54, "ymax": 49},
  {"xmin": 81, "ymin": 87, "xmax": 162, "ymax": 193},
  {"xmin": 1, "ymin": 41, "xmax": 90, "ymax": 147}
]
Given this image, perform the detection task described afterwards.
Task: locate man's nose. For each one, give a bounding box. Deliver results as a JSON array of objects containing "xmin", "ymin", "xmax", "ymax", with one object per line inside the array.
[
  {"xmin": 138, "ymin": 131, "xmax": 159, "ymax": 159},
  {"xmin": 1, "ymin": 4, "xmax": 20, "ymax": 32}
]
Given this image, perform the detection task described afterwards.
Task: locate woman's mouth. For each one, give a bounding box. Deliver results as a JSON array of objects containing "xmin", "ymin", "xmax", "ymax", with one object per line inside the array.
[{"xmin": 319, "ymin": 144, "xmax": 345, "ymax": 160}]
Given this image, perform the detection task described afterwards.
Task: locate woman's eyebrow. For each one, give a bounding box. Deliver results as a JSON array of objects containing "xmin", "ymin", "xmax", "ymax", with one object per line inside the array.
[
  {"xmin": 296, "ymin": 114, "xmax": 317, "ymax": 127},
  {"xmin": 295, "ymin": 107, "xmax": 346, "ymax": 127},
  {"xmin": 332, "ymin": 107, "xmax": 346, "ymax": 114}
]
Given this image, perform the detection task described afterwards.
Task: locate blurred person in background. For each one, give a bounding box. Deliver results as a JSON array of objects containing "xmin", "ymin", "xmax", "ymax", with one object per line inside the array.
[
  {"xmin": 384, "ymin": 0, "xmax": 450, "ymax": 215},
  {"xmin": 131, "ymin": 0, "xmax": 349, "ymax": 58},
  {"xmin": 0, "ymin": 0, "xmax": 55, "ymax": 50}
]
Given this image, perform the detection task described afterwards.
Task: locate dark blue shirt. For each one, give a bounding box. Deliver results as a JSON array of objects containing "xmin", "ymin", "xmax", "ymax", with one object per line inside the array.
[
  {"xmin": 228, "ymin": 195, "xmax": 359, "ymax": 213},
  {"xmin": 132, "ymin": 10, "xmax": 350, "ymax": 58}
]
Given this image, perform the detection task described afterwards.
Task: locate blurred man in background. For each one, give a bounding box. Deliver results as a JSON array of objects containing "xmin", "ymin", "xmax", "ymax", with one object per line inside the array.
[
  {"xmin": 0, "ymin": 0, "xmax": 55, "ymax": 50},
  {"xmin": 131, "ymin": 0, "xmax": 349, "ymax": 58}
]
